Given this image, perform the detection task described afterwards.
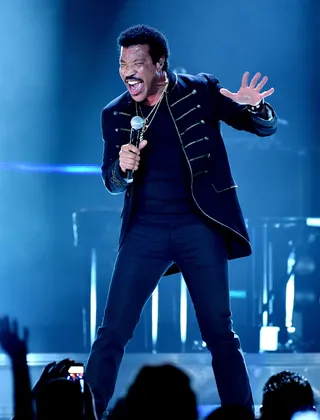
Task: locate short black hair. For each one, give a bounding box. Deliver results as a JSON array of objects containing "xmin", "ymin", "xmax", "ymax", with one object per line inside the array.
[
  {"xmin": 261, "ymin": 371, "xmax": 315, "ymax": 420},
  {"xmin": 117, "ymin": 24, "xmax": 170, "ymax": 71}
]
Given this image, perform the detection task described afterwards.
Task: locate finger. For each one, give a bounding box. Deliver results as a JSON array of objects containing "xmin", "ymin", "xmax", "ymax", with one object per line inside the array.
[
  {"xmin": 37, "ymin": 362, "xmax": 56, "ymax": 383},
  {"xmin": 255, "ymin": 76, "xmax": 268, "ymax": 92},
  {"xmin": 44, "ymin": 362, "xmax": 56, "ymax": 374},
  {"xmin": 121, "ymin": 151, "xmax": 140, "ymax": 161},
  {"xmin": 120, "ymin": 158, "xmax": 140, "ymax": 169},
  {"xmin": 120, "ymin": 148, "xmax": 139, "ymax": 157},
  {"xmin": 47, "ymin": 363, "xmax": 57, "ymax": 375},
  {"xmin": 261, "ymin": 88, "xmax": 275, "ymax": 98},
  {"xmin": 126, "ymin": 144, "xmax": 140, "ymax": 154},
  {"xmin": 219, "ymin": 88, "xmax": 234, "ymax": 99},
  {"xmin": 138, "ymin": 139, "xmax": 148, "ymax": 150},
  {"xmin": 123, "ymin": 153, "xmax": 140, "ymax": 162},
  {"xmin": 241, "ymin": 71, "xmax": 250, "ymax": 88},
  {"xmin": 120, "ymin": 144, "xmax": 132, "ymax": 152},
  {"xmin": 55, "ymin": 358, "xmax": 74, "ymax": 374},
  {"xmin": 249, "ymin": 72, "xmax": 261, "ymax": 89}
]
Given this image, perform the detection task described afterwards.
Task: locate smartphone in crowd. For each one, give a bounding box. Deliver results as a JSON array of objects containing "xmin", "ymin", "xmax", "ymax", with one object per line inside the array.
[{"xmin": 67, "ymin": 363, "xmax": 85, "ymax": 392}]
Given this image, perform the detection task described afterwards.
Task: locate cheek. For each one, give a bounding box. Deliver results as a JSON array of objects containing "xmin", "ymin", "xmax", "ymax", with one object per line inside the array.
[
  {"xmin": 142, "ymin": 71, "xmax": 152, "ymax": 84},
  {"xmin": 138, "ymin": 67, "xmax": 151, "ymax": 80}
]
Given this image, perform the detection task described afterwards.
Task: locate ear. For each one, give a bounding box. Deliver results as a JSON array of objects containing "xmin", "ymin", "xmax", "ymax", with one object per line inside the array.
[{"xmin": 156, "ymin": 57, "xmax": 165, "ymax": 71}]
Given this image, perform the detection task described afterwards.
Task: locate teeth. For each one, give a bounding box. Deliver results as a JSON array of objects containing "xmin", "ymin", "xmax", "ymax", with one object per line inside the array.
[{"xmin": 128, "ymin": 80, "xmax": 141, "ymax": 85}]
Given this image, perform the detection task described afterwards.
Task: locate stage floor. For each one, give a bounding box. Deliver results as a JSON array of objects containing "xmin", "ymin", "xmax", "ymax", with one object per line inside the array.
[{"xmin": 1, "ymin": 352, "xmax": 320, "ymax": 418}]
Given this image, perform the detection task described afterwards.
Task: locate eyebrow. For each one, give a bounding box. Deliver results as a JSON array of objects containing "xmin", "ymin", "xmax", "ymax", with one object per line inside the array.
[{"xmin": 119, "ymin": 58, "xmax": 145, "ymax": 63}]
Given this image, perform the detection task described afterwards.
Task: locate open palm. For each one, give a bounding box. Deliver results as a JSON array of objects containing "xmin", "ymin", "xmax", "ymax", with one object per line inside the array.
[
  {"xmin": 220, "ymin": 71, "xmax": 274, "ymax": 106},
  {"xmin": 0, "ymin": 317, "xmax": 28, "ymax": 360}
]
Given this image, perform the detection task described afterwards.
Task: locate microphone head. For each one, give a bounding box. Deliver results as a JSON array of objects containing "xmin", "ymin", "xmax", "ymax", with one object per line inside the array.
[{"xmin": 130, "ymin": 116, "xmax": 144, "ymax": 130}]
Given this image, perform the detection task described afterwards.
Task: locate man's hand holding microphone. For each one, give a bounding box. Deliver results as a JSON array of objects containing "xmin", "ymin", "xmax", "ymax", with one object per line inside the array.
[
  {"xmin": 119, "ymin": 139, "xmax": 147, "ymax": 174},
  {"xmin": 119, "ymin": 116, "xmax": 147, "ymax": 182}
]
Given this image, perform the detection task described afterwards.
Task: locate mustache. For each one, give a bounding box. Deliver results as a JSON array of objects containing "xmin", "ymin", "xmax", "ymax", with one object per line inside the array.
[{"xmin": 125, "ymin": 76, "xmax": 143, "ymax": 83}]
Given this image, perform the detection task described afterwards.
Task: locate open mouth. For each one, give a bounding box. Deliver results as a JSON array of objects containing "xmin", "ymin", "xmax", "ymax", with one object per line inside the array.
[{"xmin": 126, "ymin": 79, "xmax": 144, "ymax": 96}]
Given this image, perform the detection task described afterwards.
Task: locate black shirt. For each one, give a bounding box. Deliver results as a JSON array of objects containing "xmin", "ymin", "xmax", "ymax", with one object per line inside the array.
[{"xmin": 132, "ymin": 97, "xmax": 201, "ymax": 224}]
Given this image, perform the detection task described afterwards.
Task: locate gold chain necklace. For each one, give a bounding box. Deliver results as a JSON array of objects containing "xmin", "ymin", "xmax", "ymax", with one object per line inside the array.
[{"xmin": 135, "ymin": 78, "xmax": 168, "ymax": 141}]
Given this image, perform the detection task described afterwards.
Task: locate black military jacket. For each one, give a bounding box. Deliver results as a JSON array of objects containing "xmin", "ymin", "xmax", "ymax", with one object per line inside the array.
[{"xmin": 100, "ymin": 70, "xmax": 277, "ymax": 274}]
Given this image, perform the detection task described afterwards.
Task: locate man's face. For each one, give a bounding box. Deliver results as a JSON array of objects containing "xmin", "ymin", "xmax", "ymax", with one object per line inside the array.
[{"xmin": 119, "ymin": 44, "xmax": 159, "ymax": 102}]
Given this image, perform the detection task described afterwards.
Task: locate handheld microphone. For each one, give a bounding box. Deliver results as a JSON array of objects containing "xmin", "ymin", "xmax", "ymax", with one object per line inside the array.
[{"xmin": 126, "ymin": 116, "xmax": 144, "ymax": 183}]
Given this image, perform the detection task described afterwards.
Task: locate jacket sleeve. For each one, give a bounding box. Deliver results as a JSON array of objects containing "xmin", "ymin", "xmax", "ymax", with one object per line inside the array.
[
  {"xmin": 206, "ymin": 74, "xmax": 278, "ymax": 137},
  {"xmin": 101, "ymin": 108, "xmax": 129, "ymax": 195}
]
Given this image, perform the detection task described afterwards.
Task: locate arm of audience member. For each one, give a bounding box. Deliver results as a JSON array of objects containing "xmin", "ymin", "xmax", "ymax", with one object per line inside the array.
[{"xmin": 0, "ymin": 317, "xmax": 34, "ymax": 420}]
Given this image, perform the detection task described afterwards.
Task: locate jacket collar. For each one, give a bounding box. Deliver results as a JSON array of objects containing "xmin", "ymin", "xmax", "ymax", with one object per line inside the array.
[{"xmin": 166, "ymin": 69, "xmax": 178, "ymax": 93}]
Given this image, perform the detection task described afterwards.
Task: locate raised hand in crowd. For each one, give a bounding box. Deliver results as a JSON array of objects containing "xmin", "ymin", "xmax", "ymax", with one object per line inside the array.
[{"xmin": 0, "ymin": 316, "xmax": 33, "ymax": 420}]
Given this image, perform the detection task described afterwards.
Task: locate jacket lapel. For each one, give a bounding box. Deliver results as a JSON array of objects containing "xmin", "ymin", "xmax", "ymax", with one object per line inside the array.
[{"xmin": 165, "ymin": 71, "xmax": 211, "ymax": 177}]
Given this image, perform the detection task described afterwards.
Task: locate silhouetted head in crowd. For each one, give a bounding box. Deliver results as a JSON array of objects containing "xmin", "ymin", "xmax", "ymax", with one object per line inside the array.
[
  {"xmin": 36, "ymin": 378, "xmax": 84, "ymax": 420},
  {"xmin": 205, "ymin": 404, "xmax": 255, "ymax": 420},
  {"xmin": 113, "ymin": 363, "xmax": 198, "ymax": 420},
  {"xmin": 260, "ymin": 370, "xmax": 316, "ymax": 420}
]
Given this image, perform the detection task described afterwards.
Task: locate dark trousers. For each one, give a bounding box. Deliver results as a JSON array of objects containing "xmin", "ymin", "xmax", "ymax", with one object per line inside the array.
[{"xmin": 85, "ymin": 219, "xmax": 254, "ymax": 418}]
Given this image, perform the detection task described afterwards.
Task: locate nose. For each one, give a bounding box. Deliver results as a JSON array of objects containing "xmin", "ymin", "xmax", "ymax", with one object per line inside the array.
[{"xmin": 122, "ymin": 63, "xmax": 135, "ymax": 78}]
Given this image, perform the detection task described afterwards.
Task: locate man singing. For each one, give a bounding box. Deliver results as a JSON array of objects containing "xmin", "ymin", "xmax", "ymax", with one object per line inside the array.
[{"xmin": 86, "ymin": 24, "xmax": 277, "ymax": 419}]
